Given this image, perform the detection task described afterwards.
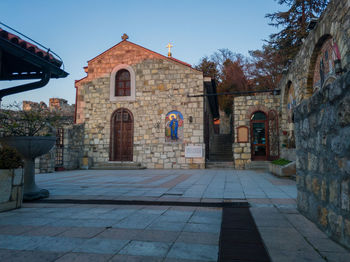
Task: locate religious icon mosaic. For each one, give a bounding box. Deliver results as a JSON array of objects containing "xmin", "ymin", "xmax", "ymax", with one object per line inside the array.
[
  {"xmin": 286, "ymin": 84, "xmax": 296, "ymax": 148},
  {"xmin": 313, "ymin": 38, "xmax": 341, "ymax": 90},
  {"xmin": 165, "ymin": 110, "xmax": 184, "ymax": 142},
  {"xmin": 287, "ymin": 84, "xmax": 296, "ymax": 124}
]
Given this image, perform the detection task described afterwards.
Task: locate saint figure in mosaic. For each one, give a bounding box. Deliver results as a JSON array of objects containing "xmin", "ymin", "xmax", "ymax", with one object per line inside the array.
[{"xmin": 165, "ymin": 111, "xmax": 184, "ymax": 142}]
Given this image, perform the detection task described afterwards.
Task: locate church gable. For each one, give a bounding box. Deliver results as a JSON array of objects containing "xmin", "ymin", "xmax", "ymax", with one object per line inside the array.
[{"xmin": 77, "ymin": 39, "xmax": 195, "ymax": 86}]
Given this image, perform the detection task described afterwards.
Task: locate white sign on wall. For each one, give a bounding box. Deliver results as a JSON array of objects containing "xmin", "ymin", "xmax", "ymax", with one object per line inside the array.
[{"xmin": 185, "ymin": 145, "xmax": 203, "ymax": 158}]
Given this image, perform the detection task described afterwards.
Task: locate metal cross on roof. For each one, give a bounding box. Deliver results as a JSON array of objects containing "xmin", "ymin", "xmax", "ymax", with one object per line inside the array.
[
  {"xmin": 166, "ymin": 43, "xmax": 173, "ymax": 57},
  {"xmin": 121, "ymin": 33, "xmax": 129, "ymax": 41}
]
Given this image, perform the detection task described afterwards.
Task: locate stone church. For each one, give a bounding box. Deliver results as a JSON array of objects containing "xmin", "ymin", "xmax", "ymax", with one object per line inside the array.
[{"xmin": 75, "ymin": 35, "xmax": 213, "ymax": 169}]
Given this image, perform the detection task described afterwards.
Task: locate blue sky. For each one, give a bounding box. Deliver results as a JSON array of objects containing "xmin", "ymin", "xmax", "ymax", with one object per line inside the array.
[{"xmin": 0, "ymin": 0, "xmax": 283, "ymax": 106}]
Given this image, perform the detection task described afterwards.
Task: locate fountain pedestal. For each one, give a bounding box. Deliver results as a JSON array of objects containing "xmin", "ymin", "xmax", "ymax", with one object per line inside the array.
[{"xmin": 0, "ymin": 136, "xmax": 56, "ymax": 200}]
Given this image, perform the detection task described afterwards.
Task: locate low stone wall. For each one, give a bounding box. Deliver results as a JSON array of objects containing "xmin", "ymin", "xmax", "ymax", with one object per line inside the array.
[
  {"xmin": 294, "ymin": 72, "xmax": 350, "ymax": 248},
  {"xmin": 0, "ymin": 169, "xmax": 23, "ymax": 212},
  {"xmin": 35, "ymin": 148, "xmax": 55, "ymax": 174},
  {"xmin": 63, "ymin": 124, "xmax": 84, "ymax": 170}
]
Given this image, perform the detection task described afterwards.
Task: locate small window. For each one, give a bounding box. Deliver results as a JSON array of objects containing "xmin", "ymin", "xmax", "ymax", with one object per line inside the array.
[{"xmin": 115, "ymin": 69, "xmax": 130, "ymax": 96}]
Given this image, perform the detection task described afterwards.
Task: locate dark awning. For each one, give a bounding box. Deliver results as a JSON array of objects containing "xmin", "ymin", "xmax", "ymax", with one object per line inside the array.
[{"xmin": 0, "ymin": 24, "xmax": 68, "ymax": 100}]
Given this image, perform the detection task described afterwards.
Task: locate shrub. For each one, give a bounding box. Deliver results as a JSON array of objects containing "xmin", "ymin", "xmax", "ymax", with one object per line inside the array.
[
  {"xmin": 271, "ymin": 158, "xmax": 291, "ymax": 166},
  {"xmin": 0, "ymin": 146, "xmax": 23, "ymax": 169},
  {"xmin": 0, "ymin": 102, "xmax": 70, "ymax": 137}
]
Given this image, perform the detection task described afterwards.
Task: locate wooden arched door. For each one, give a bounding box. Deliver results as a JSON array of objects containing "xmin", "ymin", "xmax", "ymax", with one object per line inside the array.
[
  {"xmin": 110, "ymin": 108, "xmax": 133, "ymax": 161},
  {"xmin": 250, "ymin": 111, "xmax": 268, "ymax": 161}
]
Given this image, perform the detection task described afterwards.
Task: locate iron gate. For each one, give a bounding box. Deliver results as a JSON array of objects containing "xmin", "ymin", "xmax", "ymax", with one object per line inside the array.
[{"xmin": 55, "ymin": 128, "xmax": 64, "ymax": 168}]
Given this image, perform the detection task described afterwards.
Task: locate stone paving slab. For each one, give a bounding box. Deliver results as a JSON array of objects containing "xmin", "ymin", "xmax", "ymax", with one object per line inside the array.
[
  {"xmin": 35, "ymin": 169, "xmax": 297, "ymax": 201},
  {"xmin": 0, "ymin": 203, "xmax": 221, "ymax": 261},
  {"xmin": 0, "ymin": 169, "xmax": 349, "ymax": 261}
]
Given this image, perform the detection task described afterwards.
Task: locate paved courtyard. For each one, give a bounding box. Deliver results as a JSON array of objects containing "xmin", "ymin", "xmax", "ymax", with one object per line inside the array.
[{"xmin": 0, "ymin": 169, "xmax": 349, "ymax": 261}]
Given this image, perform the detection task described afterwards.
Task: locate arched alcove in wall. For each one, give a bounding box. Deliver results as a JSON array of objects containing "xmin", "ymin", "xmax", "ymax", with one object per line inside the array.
[{"xmin": 306, "ymin": 34, "xmax": 341, "ymax": 98}]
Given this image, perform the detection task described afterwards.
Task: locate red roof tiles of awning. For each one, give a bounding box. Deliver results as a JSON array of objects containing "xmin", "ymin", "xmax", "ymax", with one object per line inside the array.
[{"xmin": 0, "ymin": 27, "xmax": 62, "ymax": 67}]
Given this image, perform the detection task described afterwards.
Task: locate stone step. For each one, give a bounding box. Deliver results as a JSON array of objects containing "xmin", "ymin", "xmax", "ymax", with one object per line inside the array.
[
  {"xmin": 209, "ymin": 134, "xmax": 233, "ymax": 162},
  {"xmin": 206, "ymin": 161, "xmax": 234, "ymax": 169},
  {"xmin": 245, "ymin": 161, "xmax": 270, "ymax": 170},
  {"xmin": 213, "ymin": 134, "xmax": 232, "ymax": 139},
  {"xmin": 212, "ymin": 139, "xmax": 232, "ymax": 143},
  {"xmin": 210, "ymin": 153, "xmax": 232, "ymax": 157},
  {"xmin": 209, "ymin": 155, "xmax": 233, "ymax": 161},
  {"xmin": 212, "ymin": 135, "xmax": 232, "ymax": 142},
  {"xmin": 91, "ymin": 162, "xmax": 146, "ymax": 170},
  {"xmin": 210, "ymin": 147, "xmax": 232, "ymax": 152},
  {"xmin": 211, "ymin": 143, "xmax": 232, "ymax": 146}
]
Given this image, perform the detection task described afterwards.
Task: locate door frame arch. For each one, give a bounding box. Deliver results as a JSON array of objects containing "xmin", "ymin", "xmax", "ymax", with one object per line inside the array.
[
  {"xmin": 109, "ymin": 108, "xmax": 134, "ymax": 161},
  {"xmin": 250, "ymin": 111, "xmax": 269, "ymax": 161}
]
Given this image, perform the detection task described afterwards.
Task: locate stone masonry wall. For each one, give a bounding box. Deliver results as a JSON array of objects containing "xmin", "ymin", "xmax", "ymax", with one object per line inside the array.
[
  {"xmin": 63, "ymin": 124, "xmax": 84, "ymax": 170},
  {"xmin": 35, "ymin": 148, "xmax": 55, "ymax": 174},
  {"xmin": 76, "ymin": 41, "xmax": 205, "ymax": 169},
  {"xmin": 233, "ymin": 94, "xmax": 280, "ymax": 169},
  {"xmin": 279, "ymin": 0, "xmax": 350, "ymax": 159},
  {"xmin": 219, "ymin": 109, "xmax": 231, "ymax": 134},
  {"xmin": 294, "ymin": 72, "xmax": 350, "ymax": 248}
]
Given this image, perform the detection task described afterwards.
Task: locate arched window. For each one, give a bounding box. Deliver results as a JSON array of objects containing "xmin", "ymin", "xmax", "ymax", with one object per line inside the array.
[
  {"xmin": 110, "ymin": 64, "xmax": 136, "ymax": 102},
  {"xmin": 115, "ymin": 69, "xmax": 130, "ymax": 96}
]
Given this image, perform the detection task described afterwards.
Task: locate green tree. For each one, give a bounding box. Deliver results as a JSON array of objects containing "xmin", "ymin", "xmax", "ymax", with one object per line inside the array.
[
  {"xmin": 195, "ymin": 49, "xmax": 251, "ymax": 115},
  {"xmin": 266, "ymin": 0, "xmax": 328, "ymax": 64},
  {"xmin": 218, "ymin": 57, "xmax": 249, "ymax": 115},
  {"xmin": 247, "ymin": 44, "xmax": 284, "ymax": 90},
  {"xmin": 194, "ymin": 56, "xmax": 219, "ymax": 81}
]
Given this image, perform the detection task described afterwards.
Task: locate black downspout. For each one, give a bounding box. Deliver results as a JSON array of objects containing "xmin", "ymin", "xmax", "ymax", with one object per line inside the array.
[{"xmin": 0, "ymin": 71, "xmax": 51, "ymax": 106}]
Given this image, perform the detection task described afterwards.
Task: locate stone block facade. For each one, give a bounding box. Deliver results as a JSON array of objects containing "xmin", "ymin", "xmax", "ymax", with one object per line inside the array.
[
  {"xmin": 75, "ymin": 40, "xmax": 205, "ymax": 169},
  {"xmin": 294, "ymin": 72, "xmax": 350, "ymax": 248},
  {"xmin": 0, "ymin": 169, "xmax": 23, "ymax": 212},
  {"xmin": 233, "ymin": 94, "xmax": 280, "ymax": 169},
  {"xmin": 279, "ymin": 0, "xmax": 350, "ymax": 161},
  {"xmin": 274, "ymin": 0, "xmax": 350, "ymax": 248}
]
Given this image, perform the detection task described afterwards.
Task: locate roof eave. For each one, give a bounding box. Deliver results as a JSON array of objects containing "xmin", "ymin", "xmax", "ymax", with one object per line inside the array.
[{"xmin": 0, "ymin": 38, "xmax": 68, "ymax": 80}]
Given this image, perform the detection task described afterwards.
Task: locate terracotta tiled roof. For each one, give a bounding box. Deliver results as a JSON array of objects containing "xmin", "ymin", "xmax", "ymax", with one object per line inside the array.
[
  {"xmin": 0, "ymin": 27, "xmax": 62, "ymax": 67},
  {"xmin": 167, "ymin": 56, "xmax": 192, "ymax": 68},
  {"xmin": 88, "ymin": 40, "xmax": 196, "ymax": 70}
]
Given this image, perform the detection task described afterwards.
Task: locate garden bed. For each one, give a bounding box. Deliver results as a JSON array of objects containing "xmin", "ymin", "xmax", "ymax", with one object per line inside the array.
[{"xmin": 269, "ymin": 158, "xmax": 296, "ymax": 177}]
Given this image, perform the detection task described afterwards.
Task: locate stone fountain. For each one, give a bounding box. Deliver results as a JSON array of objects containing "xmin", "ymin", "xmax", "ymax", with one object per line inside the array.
[{"xmin": 0, "ymin": 136, "xmax": 56, "ymax": 200}]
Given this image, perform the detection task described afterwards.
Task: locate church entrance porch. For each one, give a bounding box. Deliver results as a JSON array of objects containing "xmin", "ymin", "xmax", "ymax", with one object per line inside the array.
[
  {"xmin": 110, "ymin": 108, "xmax": 133, "ymax": 162},
  {"xmin": 233, "ymin": 94, "xmax": 280, "ymax": 169}
]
